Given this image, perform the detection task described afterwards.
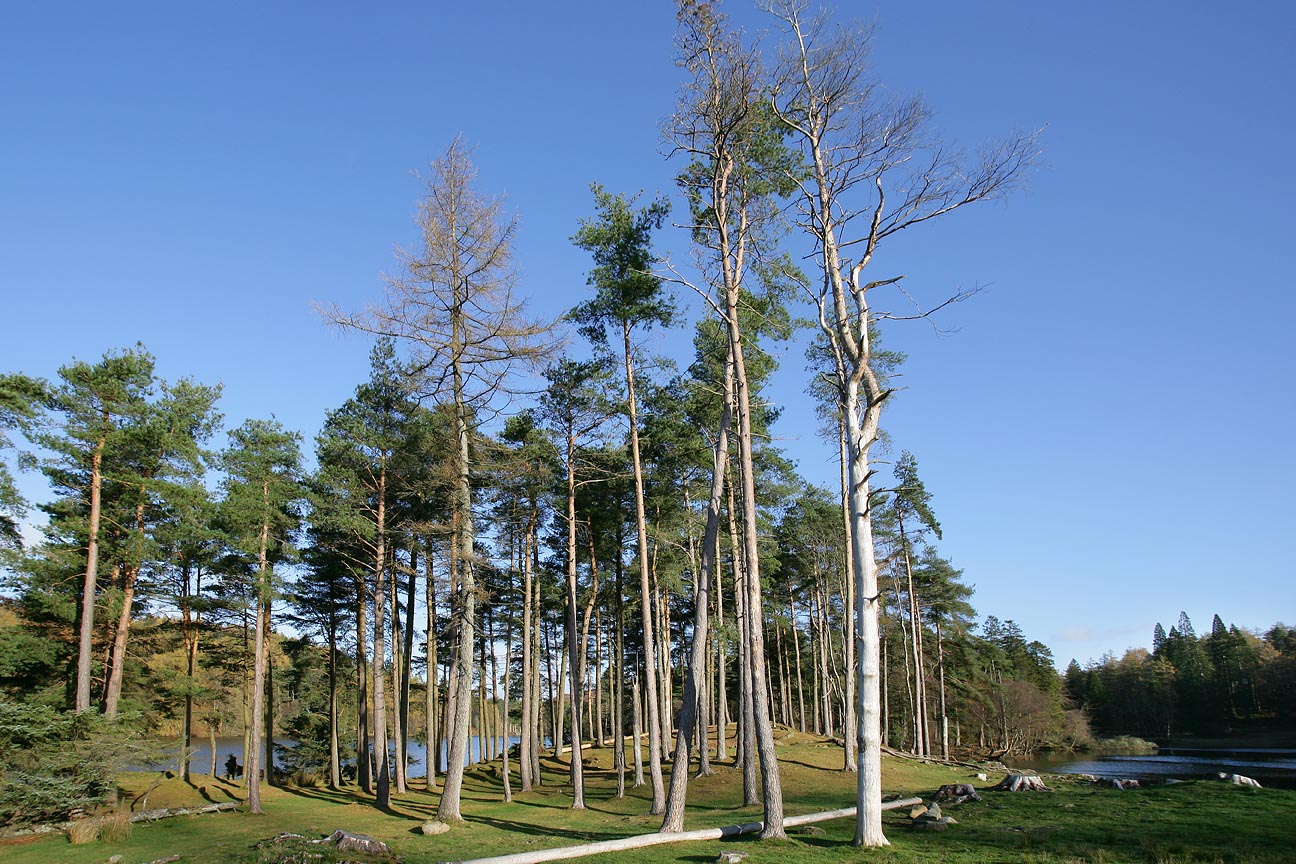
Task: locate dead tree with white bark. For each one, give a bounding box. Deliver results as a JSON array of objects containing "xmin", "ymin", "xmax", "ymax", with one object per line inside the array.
[{"xmin": 763, "ymin": 0, "xmax": 1039, "ymax": 847}]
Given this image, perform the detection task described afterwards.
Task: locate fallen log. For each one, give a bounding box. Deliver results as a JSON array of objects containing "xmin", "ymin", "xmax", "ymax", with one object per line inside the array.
[
  {"xmin": 441, "ymin": 798, "xmax": 922, "ymax": 864},
  {"xmin": 130, "ymin": 802, "xmax": 239, "ymax": 822}
]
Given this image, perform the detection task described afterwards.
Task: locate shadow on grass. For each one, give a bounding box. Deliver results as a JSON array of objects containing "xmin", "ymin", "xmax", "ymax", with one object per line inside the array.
[{"xmin": 471, "ymin": 814, "xmax": 637, "ymax": 843}]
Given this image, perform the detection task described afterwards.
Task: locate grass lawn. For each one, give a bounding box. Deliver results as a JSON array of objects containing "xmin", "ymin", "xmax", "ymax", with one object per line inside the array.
[{"xmin": 4, "ymin": 729, "xmax": 1291, "ymax": 864}]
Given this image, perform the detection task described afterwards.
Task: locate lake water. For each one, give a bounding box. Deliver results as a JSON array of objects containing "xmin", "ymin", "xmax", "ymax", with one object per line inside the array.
[
  {"xmin": 151, "ymin": 735, "xmax": 518, "ymax": 777},
  {"xmin": 1008, "ymin": 748, "xmax": 1296, "ymax": 789}
]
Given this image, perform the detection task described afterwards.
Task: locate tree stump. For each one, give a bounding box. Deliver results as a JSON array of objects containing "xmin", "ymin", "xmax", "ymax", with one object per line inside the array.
[{"xmin": 992, "ymin": 774, "xmax": 1050, "ymax": 792}]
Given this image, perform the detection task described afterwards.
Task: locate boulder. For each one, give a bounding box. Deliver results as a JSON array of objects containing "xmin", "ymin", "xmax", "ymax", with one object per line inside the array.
[
  {"xmin": 322, "ymin": 830, "xmax": 394, "ymax": 857},
  {"xmin": 935, "ymin": 783, "xmax": 981, "ymax": 804},
  {"xmin": 716, "ymin": 851, "xmax": 747, "ymax": 864},
  {"xmin": 420, "ymin": 821, "xmax": 451, "ymax": 836}
]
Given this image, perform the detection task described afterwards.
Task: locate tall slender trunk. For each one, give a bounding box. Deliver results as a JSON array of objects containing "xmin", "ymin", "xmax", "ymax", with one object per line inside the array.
[
  {"xmin": 899, "ymin": 519, "xmax": 928, "ymax": 756},
  {"xmin": 181, "ymin": 566, "xmax": 202, "ymax": 782},
  {"xmin": 390, "ymin": 562, "xmax": 406, "ymax": 791},
  {"xmin": 530, "ymin": 525, "xmax": 543, "ymax": 786},
  {"xmin": 727, "ymin": 290, "xmax": 784, "ymax": 838},
  {"xmin": 519, "ymin": 519, "xmax": 534, "ymax": 791},
  {"xmin": 623, "ymin": 319, "xmax": 665, "ymax": 814},
  {"xmin": 372, "ymin": 467, "xmax": 391, "ymax": 809},
  {"xmin": 729, "ymin": 479, "xmax": 757, "ymax": 805},
  {"xmin": 715, "ymin": 532, "xmax": 728, "ymax": 763},
  {"xmin": 103, "ymin": 564, "xmax": 137, "ymax": 718},
  {"xmin": 839, "ymin": 416, "xmax": 857, "ymax": 770},
  {"xmin": 436, "ymin": 292, "xmax": 479, "ymax": 819},
  {"xmin": 246, "ymin": 483, "xmax": 272, "ymax": 814},
  {"xmin": 264, "ymin": 605, "xmax": 275, "ymax": 788},
  {"xmin": 660, "ymin": 356, "xmax": 732, "ymax": 831},
  {"xmin": 328, "ymin": 605, "xmax": 341, "ymax": 790},
  {"xmin": 425, "ymin": 543, "xmax": 438, "ymax": 788},
  {"xmin": 790, "ymin": 591, "xmax": 807, "ymax": 733},
  {"xmin": 75, "ymin": 433, "xmax": 107, "ymax": 713},
  {"xmin": 551, "ymin": 618, "xmax": 567, "ymax": 761},
  {"xmin": 564, "ymin": 441, "xmax": 586, "ymax": 808},
  {"xmin": 594, "ymin": 611, "xmax": 605, "ymax": 746},
  {"xmin": 631, "ymin": 673, "xmax": 644, "ymax": 787},
  {"xmin": 937, "ymin": 619, "xmax": 949, "ymax": 760},
  {"xmin": 845, "ymin": 387, "xmax": 887, "ymax": 846},
  {"xmin": 356, "ymin": 573, "xmax": 372, "ymax": 793},
  {"xmin": 499, "ymin": 615, "xmax": 513, "ymax": 802},
  {"xmin": 614, "ymin": 548, "xmax": 626, "ymax": 798},
  {"xmin": 401, "ymin": 546, "xmax": 416, "ymax": 785}
]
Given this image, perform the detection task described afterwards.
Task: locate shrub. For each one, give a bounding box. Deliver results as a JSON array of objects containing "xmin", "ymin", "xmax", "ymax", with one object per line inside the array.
[
  {"xmin": 0, "ymin": 699, "xmax": 152, "ymax": 827},
  {"xmin": 64, "ymin": 811, "xmax": 132, "ymax": 844}
]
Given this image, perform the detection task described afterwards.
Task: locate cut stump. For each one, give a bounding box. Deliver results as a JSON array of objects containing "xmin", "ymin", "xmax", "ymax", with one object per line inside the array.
[{"xmin": 993, "ymin": 774, "xmax": 1051, "ymax": 792}]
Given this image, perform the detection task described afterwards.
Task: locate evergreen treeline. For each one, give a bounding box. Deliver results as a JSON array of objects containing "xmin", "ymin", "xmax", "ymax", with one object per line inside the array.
[{"xmin": 1064, "ymin": 614, "xmax": 1296, "ymax": 739}]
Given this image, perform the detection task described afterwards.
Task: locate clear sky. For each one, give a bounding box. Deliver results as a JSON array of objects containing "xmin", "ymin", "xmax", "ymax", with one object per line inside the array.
[{"xmin": 2, "ymin": 1, "xmax": 1292, "ymax": 666}]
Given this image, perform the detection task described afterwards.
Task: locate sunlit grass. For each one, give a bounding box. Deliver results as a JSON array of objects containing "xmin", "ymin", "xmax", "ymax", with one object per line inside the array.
[{"xmin": 3, "ymin": 729, "xmax": 1291, "ymax": 864}]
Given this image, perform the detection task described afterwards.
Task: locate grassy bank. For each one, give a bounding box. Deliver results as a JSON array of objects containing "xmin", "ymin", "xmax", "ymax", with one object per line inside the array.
[{"xmin": 3, "ymin": 729, "xmax": 1291, "ymax": 864}]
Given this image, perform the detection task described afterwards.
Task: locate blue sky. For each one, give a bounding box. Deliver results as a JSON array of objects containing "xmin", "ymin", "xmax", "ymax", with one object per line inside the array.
[{"xmin": 2, "ymin": 1, "xmax": 1292, "ymax": 665}]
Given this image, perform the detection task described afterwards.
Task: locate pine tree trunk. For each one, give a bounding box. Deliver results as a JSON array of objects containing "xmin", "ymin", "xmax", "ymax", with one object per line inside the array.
[
  {"xmin": 623, "ymin": 320, "xmax": 665, "ymax": 814},
  {"xmin": 75, "ymin": 434, "xmax": 106, "ymax": 713},
  {"xmin": 519, "ymin": 523, "xmax": 533, "ymax": 792},
  {"xmin": 565, "ymin": 445, "xmax": 587, "ymax": 808},
  {"xmin": 499, "ymin": 617, "xmax": 513, "ymax": 802},
  {"xmin": 103, "ymin": 563, "xmax": 137, "ymax": 718},
  {"xmin": 246, "ymin": 490, "xmax": 272, "ymax": 815},
  {"xmin": 328, "ymin": 613, "xmax": 341, "ymax": 790},
  {"xmin": 356, "ymin": 574, "xmax": 372, "ymax": 793},
  {"xmin": 264, "ymin": 613, "xmax": 275, "ymax": 787},
  {"xmin": 391, "ymin": 562, "xmax": 407, "ymax": 793},
  {"xmin": 372, "ymin": 468, "xmax": 391, "ymax": 809},
  {"xmin": 401, "ymin": 546, "xmax": 416, "ymax": 785},
  {"xmin": 425, "ymin": 544, "xmax": 438, "ymax": 789},
  {"xmin": 614, "ymin": 553, "xmax": 626, "ymax": 798},
  {"xmin": 181, "ymin": 566, "xmax": 201, "ymax": 783},
  {"xmin": 660, "ymin": 362, "xmax": 731, "ymax": 831},
  {"xmin": 632, "ymin": 673, "xmax": 644, "ymax": 787}
]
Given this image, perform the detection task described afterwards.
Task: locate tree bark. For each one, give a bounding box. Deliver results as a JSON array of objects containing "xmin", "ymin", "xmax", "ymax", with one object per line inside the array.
[
  {"xmin": 660, "ymin": 355, "xmax": 732, "ymax": 832},
  {"xmin": 564, "ymin": 443, "xmax": 586, "ymax": 807},
  {"xmin": 623, "ymin": 319, "xmax": 665, "ymax": 814},
  {"xmin": 75, "ymin": 433, "xmax": 106, "ymax": 713},
  {"xmin": 372, "ymin": 465, "xmax": 391, "ymax": 809},
  {"xmin": 425, "ymin": 542, "xmax": 438, "ymax": 789}
]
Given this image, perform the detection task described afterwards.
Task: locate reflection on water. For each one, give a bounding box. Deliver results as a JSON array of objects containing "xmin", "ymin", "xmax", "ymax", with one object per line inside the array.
[
  {"xmin": 147, "ymin": 735, "xmax": 519, "ymax": 776},
  {"xmin": 1009, "ymin": 748, "xmax": 1296, "ymax": 788}
]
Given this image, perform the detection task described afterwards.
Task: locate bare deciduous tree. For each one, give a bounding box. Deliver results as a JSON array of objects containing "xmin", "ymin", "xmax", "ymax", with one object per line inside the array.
[
  {"xmin": 660, "ymin": 0, "xmax": 794, "ymax": 837},
  {"xmin": 321, "ymin": 138, "xmax": 555, "ymax": 822},
  {"xmin": 764, "ymin": 0, "xmax": 1039, "ymax": 847}
]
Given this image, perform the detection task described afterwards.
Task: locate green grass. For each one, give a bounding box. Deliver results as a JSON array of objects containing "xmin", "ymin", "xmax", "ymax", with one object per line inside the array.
[{"xmin": 3, "ymin": 730, "xmax": 1291, "ymax": 864}]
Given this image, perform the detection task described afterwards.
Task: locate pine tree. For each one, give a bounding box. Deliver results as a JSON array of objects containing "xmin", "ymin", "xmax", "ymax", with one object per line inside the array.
[{"xmin": 220, "ymin": 419, "xmax": 304, "ymax": 814}]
